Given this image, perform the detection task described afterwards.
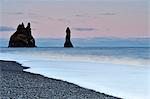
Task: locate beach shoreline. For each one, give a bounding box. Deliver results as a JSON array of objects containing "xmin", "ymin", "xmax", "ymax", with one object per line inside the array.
[{"xmin": 0, "ymin": 60, "xmax": 121, "ymax": 99}]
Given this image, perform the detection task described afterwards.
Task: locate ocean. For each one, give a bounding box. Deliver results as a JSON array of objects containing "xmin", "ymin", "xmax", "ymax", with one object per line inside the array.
[{"xmin": 0, "ymin": 38, "xmax": 150, "ymax": 99}]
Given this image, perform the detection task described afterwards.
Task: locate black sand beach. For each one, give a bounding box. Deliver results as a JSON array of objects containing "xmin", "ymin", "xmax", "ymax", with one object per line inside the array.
[{"xmin": 0, "ymin": 60, "xmax": 121, "ymax": 99}]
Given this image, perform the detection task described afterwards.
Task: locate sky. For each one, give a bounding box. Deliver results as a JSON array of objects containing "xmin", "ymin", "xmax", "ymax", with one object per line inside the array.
[{"xmin": 0, "ymin": 0, "xmax": 149, "ymax": 38}]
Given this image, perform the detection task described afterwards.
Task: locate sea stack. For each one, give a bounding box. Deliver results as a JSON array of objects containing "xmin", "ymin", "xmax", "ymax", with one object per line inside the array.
[
  {"xmin": 8, "ymin": 23, "xmax": 36, "ymax": 47},
  {"xmin": 64, "ymin": 27, "xmax": 73, "ymax": 47}
]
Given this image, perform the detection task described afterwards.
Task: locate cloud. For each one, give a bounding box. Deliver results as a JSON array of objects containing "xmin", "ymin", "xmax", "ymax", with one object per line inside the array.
[
  {"xmin": 72, "ymin": 27, "xmax": 97, "ymax": 32},
  {"xmin": 6, "ymin": 12, "xmax": 24, "ymax": 15},
  {"xmin": 14, "ymin": 12, "xmax": 24, "ymax": 15},
  {"xmin": 75, "ymin": 14, "xmax": 90, "ymax": 18},
  {"xmin": 99, "ymin": 12, "xmax": 116, "ymax": 16},
  {"xmin": 0, "ymin": 26, "xmax": 15, "ymax": 32},
  {"xmin": 74, "ymin": 13, "xmax": 116, "ymax": 19}
]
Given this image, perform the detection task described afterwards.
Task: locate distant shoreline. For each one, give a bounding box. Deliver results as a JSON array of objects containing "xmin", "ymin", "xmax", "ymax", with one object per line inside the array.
[{"xmin": 0, "ymin": 60, "xmax": 121, "ymax": 99}]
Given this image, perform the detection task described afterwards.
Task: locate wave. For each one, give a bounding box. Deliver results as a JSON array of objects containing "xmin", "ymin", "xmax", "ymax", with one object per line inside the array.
[
  {"xmin": 1, "ymin": 50, "xmax": 149, "ymax": 67},
  {"xmin": 31, "ymin": 52, "xmax": 150, "ymax": 66}
]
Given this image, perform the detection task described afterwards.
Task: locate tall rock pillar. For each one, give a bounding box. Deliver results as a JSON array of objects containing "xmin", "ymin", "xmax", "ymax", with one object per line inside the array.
[{"xmin": 64, "ymin": 27, "xmax": 73, "ymax": 47}]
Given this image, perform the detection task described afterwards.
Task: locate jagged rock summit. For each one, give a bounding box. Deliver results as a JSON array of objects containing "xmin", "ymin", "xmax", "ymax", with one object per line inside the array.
[
  {"xmin": 64, "ymin": 27, "xmax": 73, "ymax": 47},
  {"xmin": 8, "ymin": 22, "xmax": 36, "ymax": 47}
]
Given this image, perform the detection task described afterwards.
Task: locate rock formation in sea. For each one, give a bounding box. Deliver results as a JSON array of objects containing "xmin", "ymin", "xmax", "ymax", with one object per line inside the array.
[
  {"xmin": 64, "ymin": 27, "xmax": 73, "ymax": 47},
  {"xmin": 8, "ymin": 22, "xmax": 36, "ymax": 47}
]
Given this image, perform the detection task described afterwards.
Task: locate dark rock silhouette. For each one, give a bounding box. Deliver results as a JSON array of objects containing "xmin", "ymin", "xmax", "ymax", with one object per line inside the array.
[
  {"xmin": 64, "ymin": 27, "xmax": 73, "ymax": 47},
  {"xmin": 8, "ymin": 22, "xmax": 36, "ymax": 47}
]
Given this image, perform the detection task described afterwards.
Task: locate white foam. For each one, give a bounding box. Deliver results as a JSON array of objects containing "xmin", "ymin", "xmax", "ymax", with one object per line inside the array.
[{"xmin": 3, "ymin": 50, "xmax": 149, "ymax": 66}]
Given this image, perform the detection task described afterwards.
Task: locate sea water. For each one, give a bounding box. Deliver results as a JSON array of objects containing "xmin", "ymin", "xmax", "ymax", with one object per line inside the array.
[{"xmin": 0, "ymin": 38, "xmax": 150, "ymax": 99}]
